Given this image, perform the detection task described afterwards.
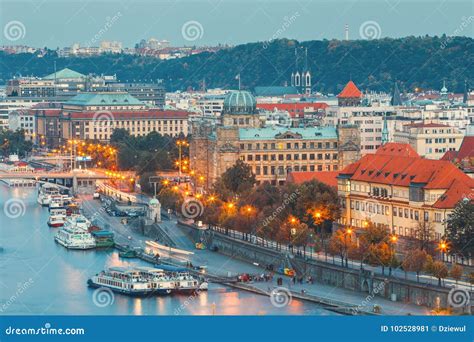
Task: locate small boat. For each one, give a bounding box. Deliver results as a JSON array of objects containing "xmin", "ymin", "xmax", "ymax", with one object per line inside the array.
[
  {"xmin": 91, "ymin": 230, "xmax": 114, "ymax": 248},
  {"xmin": 47, "ymin": 208, "xmax": 67, "ymax": 227},
  {"xmin": 87, "ymin": 267, "xmax": 153, "ymax": 296},
  {"xmin": 119, "ymin": 249, "xmax": 138, "ymax": 258}
]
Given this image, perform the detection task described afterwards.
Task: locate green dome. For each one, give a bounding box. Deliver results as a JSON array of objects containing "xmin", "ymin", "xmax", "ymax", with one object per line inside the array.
[{"xmin": 223, "ymin": 90, "xmax": 257, "ymax": 114}]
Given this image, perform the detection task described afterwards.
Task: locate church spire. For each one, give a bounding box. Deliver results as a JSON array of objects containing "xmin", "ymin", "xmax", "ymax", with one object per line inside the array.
[
  {"xmin": 463, "ymin": 80, "xmax": 469, "ymax": 104},
  {"xmin": 390, "ymin": 81, "xmax": 402, "ymax": 106},
  {"xmin": 381, "ymin": 112, "xmax": 389, "ymax": 145}
]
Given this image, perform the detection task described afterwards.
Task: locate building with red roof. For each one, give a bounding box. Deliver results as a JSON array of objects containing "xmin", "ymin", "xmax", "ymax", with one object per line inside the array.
[
  {"xmin": 337, "ymin": 143, "xmax": 474, "ymax": 239},
  {"xmin": 394, "ymin": 122, "xmax": 463, "ymax": 160},
  {"xmin": 441, "ymin": 133, "xmax": 474, "ymax": 175},
  {"xmin": 337, "ymin": 81, "xmax": 362, "ymax": 107},
  {"xmin": 286, "ymin": 171, "xmax": 339, "ymax": 188},
  {"xmin": 33, "ymin": 92, "xmax": 190, "ymax": 146}
]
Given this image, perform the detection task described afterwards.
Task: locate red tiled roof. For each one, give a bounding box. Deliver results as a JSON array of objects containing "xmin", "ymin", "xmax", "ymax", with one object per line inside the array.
[
  {"xmin": 287, "ymin": 171, "xmax": 339, "ymax": 187},
  {"xmin": 456, "ymin": 136, "xmax": 474, "ymax": 160},
  {"xmin": 440, "ymin": 150, "xmax": 458, "ymax": 161},
  {"xmin": 339, "ymin": 153, "xmax": 474, "ymax": 189},
  {"xmin": 337, "ymin": 81, "xmax": 362, "ymax": 98},
  {"xmin": 432, "ymin": 179, "xmax": 473, "ymax": 209},
  {"xmin": 375, "ymin": 143, "xmax": 419, "ymax": 158}
]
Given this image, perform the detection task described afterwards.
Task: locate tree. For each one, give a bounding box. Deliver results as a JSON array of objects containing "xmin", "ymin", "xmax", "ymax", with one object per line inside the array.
[
  {"xmin": 219, "ymin": 160, "xmax": 256, "ymax": 196},
  {"xmin": 328, "ymin": 229, "xmax": 356, "ymax": 267},
  {"xmin": 445, "ymin": 199, "xmax": 474, "ymax": 258},
  {"xmin": 0, "ymin": 129, "xmax": 33, "ymax": 157},
  {"xmin": 110, "ymin": 128, "xmax": 131, "ymax": 145},
  {"xmin": 413, "ymin": 221, "xmax": 435, "ymax": 251},
  {"xmin": 402, "ymin": 249, "xmax": 429, "ymax": 282},
  {"xmin": 430, "ymin": 261, "xmax": 449, "ymax": 287},
  {"xmin": 157, "ymin": 187, "xmax": 183, "ymax": 213},
  {"xmin": 450, "ymin": 264, "xmax": 463, "ymax": 284}
]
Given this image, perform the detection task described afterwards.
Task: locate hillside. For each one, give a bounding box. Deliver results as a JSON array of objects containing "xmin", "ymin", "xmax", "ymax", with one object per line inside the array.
[{"xmin": 1, "ymin": 36, "xmax": 472, "ymax": 94}]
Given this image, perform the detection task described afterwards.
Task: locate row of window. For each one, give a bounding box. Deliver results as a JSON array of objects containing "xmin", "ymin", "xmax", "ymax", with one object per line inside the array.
[
  {"xmin": 254, "ymin": 164, "xmax": 337, "ymax": 176},
  {"xmin": 240, "ymin": 141, "xmax": 338, "ymax": 151},
  {"xmin": 242, "ymin": 153, "xmax": 338, "ymax": 162},
  {"xmin": 83, "ymin": 119, "xmax": 184, "ymax": 126}
]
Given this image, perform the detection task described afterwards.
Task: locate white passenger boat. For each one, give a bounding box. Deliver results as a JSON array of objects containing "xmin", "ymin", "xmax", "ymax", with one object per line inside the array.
[
  {"xmin": 47, "ymin": 208, "xmax": 67, "ymax": 227},
  {"xmin": 135, "ymin": 267, "xmax": 175, "ymax": 295},
  {"xmin": 37, "ymin": 184, "xmax": 60, "ymax": 206},
  {"xmin": 54, "ymin": 216, "xmax": 96, "ymax": 249},
  {"xmin": 48, "ymin": 195, "xmax": 65, "ymax": 210},
  {"xmin": 87, "ymin": 267, "xmax": 153, "ymax": 296},
  {"xmin": 158, "ymin": 265, "xmax": 209, "ymax": 293},
  {"xmin": 63, "ymin": 214, "xmax": 91, "ymax": 230}
]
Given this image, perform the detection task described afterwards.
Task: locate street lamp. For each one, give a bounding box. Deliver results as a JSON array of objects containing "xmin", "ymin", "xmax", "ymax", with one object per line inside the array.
[
  {"xmin": 389, "ymin": 234, "xmax": 398, "ymax": 276},
  {"xmin": 439, "ymin": 240, "xmax": 448, "ymax": 261}
]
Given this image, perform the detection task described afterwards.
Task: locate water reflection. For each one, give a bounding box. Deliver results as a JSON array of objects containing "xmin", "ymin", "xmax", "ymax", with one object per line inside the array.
[{"xmin": 0, "ymin": 186, "xmax": 336, "ymax": 316}]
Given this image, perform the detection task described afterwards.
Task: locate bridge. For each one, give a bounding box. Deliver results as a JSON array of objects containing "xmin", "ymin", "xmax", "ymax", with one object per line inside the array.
[{"xmin": 0, "ymin": 170, "xmax": 111, "ymax": 194}]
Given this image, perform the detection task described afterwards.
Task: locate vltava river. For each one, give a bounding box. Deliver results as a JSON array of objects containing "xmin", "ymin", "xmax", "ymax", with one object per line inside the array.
[{"xmin": 0, "ymin": 185, "xmax": 337, "ymax": 315}]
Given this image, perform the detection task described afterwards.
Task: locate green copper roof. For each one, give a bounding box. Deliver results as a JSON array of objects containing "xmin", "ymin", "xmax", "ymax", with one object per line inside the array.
[
  {"xmin": 223, "ymin": 90, "xmax": 257, "ymax": 114},
  {"xmin": 44, "ymin": 68, "xmax": 86, "ymax": 80},
  {"xmin": 239, "ymin": 126, "xmax": 337, "ymax": 141},
  {"xmin": 66, "ymin": 92, "xmax": 144, "ymax": 106},
  {"xmin": 254, "ymin": 86, "xmax": 299, "ymax": 97}
]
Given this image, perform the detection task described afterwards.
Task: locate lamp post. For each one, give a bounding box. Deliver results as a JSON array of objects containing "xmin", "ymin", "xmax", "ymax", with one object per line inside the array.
[
  {"xmin": 344, "ymin": 228, "xmax": 352, "ymax": 268},
  {"xmin": 439, "ymin": 240, "xmax": 448, "ymax": 262},
  {"xmin": 389, "ymin": 234, "xmax": 398, "ymax": 276}
]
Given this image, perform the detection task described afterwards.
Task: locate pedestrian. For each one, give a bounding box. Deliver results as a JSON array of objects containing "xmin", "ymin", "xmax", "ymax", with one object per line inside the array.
[{"xmin": 292, "ymin": 277, "xmax": 296, "ymax": 285}]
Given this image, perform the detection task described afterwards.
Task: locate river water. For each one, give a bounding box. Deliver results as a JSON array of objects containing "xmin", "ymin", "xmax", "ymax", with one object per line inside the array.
[{"xmin": 0, "ymin": 185, "xmax": 337, "ymax": 315}]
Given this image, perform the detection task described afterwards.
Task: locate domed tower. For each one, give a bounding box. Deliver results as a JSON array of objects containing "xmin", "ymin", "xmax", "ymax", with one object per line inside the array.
[{"xmin": 221, "ymin": 90, "xmax": 261, "ymax": 128}]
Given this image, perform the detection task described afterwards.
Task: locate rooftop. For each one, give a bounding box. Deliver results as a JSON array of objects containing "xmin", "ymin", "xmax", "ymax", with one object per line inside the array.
[
  {"xmin": 337, "ymin": 81, "xmax": 362, "ymax": 98},
  {"xmin": 43, "ymin": 68, "xmax": 86, "ymax": 80},
  {"xmin": 238, "ymin": 126, "xmax": 337, "ymax": 141},
  {"xmin": 66, "ymin": 92, "xmax": 144, "ymax": 107},
  {"xmin": 375, "ymin": 142, "xmax": 419, "ymax": 158},
  {"xmin": 287, "ymin": 171, "xmax": 339, "ymax": 187}
]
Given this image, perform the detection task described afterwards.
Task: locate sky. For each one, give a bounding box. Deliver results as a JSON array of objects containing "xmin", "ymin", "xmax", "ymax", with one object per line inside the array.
[{"xmin": 1, "ymin": 0, "xmax": 473, "ymax": 48}]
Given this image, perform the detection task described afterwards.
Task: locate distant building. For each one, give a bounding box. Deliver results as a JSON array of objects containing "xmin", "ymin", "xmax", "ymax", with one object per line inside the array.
[
  {"xmin": 190, "ymin": 90, "xmax": 360, "ymax": 187},
  {"xmin": 337, "ymin": 142, "xmax": 474, "ymax": 239},
  {"xmin": 290, "ymin": 48, "xmax": 312, "ymax": 95},
  {"xmin": 337, "ymin": 81, "xmax": 362, "ymax": 107},
  {"xmin": 394, "ymin": 122, "xmax": 463, "ymax": 159},
  {"xmin": 33, "ymin": 92, "xmax": 189, "ymax": 146}
]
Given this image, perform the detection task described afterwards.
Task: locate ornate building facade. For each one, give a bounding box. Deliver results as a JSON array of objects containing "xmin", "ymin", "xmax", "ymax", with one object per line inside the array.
[{"xmin": 190, "ymin": 90, "xmax": 360, "ymax": 188}]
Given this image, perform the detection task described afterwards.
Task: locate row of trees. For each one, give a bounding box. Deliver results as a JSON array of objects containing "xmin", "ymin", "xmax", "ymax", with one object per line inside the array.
[
  {"xmin": 0, "ymin": 129, "xmax": 33, "ymax": 158},
  {"xmin": 2, "ymin": 36, "xmax": 473, "ymax": 92},
  {"xmin": 110, "ymin": 129, "xmax": 186, "ymax": 175}
]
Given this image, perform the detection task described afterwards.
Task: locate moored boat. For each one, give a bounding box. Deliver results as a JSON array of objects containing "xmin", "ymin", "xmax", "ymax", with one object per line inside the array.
[
  {"xmin": 135, "ymin": 267, "xmax": 174, "ymax": 295},
  {"xmin": 91, "ymin": 230, "xmax": 114, "ymax": 248},
  {"xmin": 87, "ymin": 267, "xmax": 153, "ymax": 296},
  {"xmin": 37, "ymin": 184, "xmax": 60, "ymax": 206},
  {"xmin": 54, "ymin": 216, "xmax": 96, "ymax": 249},
  {"xmin": 157, "ymin": 264, "xmax": 208, "ymax": 293},
  {"xmin": 47, "ymin": 208, "xmax": 67, "ymax": 227}
]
